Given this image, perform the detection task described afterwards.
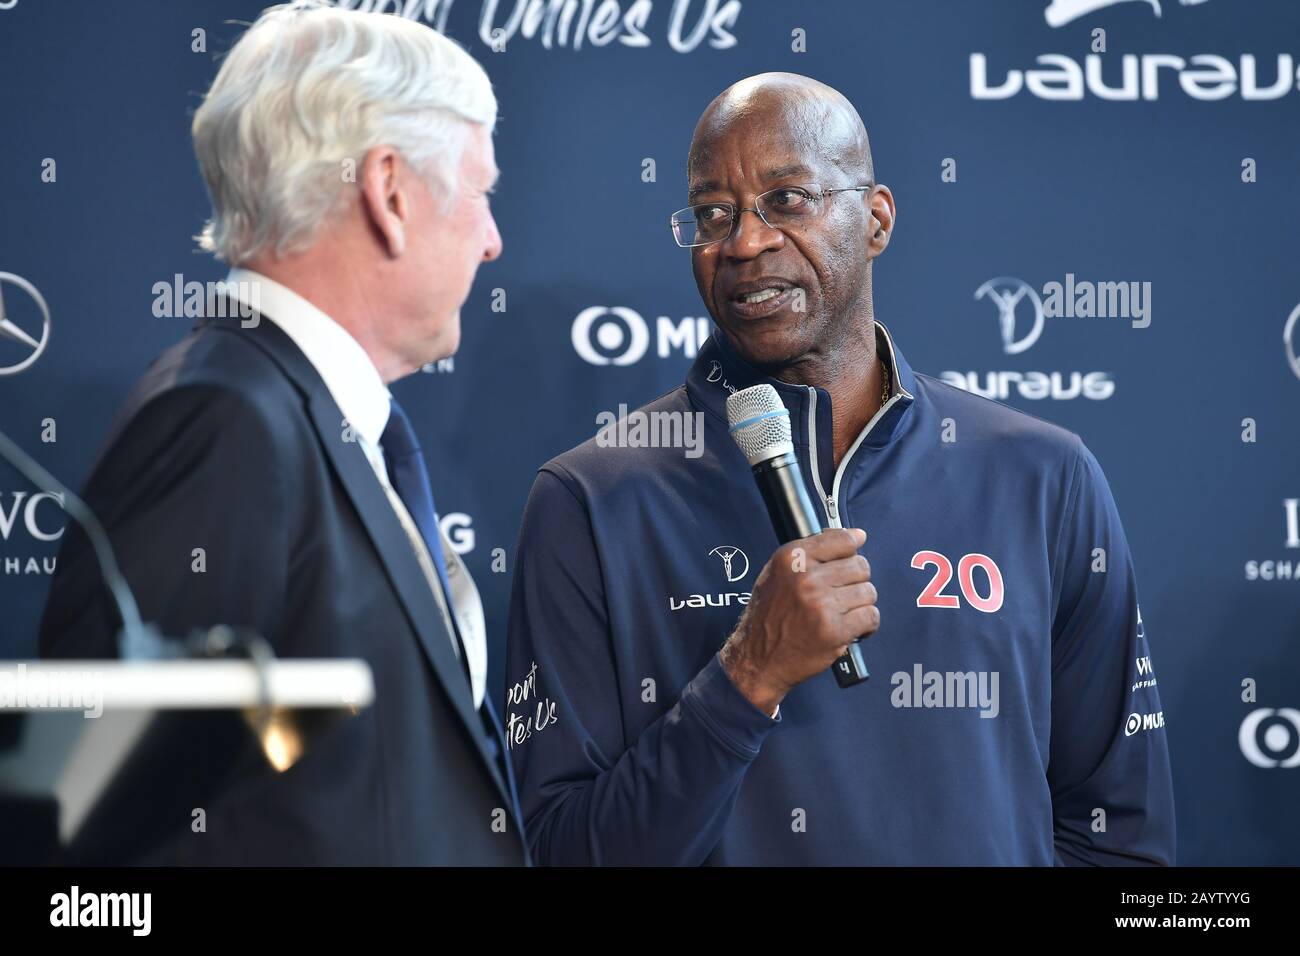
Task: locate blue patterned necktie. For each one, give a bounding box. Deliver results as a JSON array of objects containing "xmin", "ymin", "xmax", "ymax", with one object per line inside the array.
[
  {"xmin": 380, "ymin": 399, "xmax": 468, "ymax": 676},
  {"xmin": 381, "ymin": 399, "xmax": 513, "ymax": 798}
]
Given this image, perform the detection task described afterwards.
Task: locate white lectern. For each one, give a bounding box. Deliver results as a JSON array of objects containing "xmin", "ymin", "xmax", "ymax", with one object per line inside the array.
[{"xmin": 0, "ymin": 659, "xmax": 374, "ymax": 864}]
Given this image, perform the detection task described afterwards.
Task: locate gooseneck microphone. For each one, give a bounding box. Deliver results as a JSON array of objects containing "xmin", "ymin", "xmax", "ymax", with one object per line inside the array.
[
  {"xmin": 0, "ymin": 427, "xmax": 271, "ymax": 667},
  {"xmin": 726, "ymin": 384, "xmax": 870, "ymax": 688},
  {"xmin": 0, "ymin": 428, "xmax": 151, "ymax": 654}
]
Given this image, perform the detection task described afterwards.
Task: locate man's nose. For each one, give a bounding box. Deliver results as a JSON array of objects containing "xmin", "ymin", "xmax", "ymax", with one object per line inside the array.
[
  {"xmin": 483, "ymin": 211, "xmax": 503, "ymax": 262},
  {"xmin": 723, "ymin": 207, "xmax": 783, "ymax": 259}
]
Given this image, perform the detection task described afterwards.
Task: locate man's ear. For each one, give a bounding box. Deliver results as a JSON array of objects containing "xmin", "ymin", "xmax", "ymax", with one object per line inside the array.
[
  {"xmin": 360, "ymin": 146, "xmax": 408, "ymax": 258},
  {"xmin": 865, "ymin": 184, "xmax": 896, "ymax": 259}
]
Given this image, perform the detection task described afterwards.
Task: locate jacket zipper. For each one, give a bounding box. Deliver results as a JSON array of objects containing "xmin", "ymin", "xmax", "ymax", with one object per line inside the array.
[{"xmin": 805, "ymin": 386, "xmax": 906, "ymax": 530}]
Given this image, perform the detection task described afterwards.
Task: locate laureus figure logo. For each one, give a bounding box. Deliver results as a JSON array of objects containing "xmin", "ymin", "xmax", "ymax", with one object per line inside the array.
[{"xmin": 709, "ymin": 545, "xmax": 749, "ymax": 583}]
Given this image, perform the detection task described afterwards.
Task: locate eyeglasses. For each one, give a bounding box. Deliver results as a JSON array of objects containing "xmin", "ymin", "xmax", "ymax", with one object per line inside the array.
[{"xmin": 670, "ymin": 182, "xmax": 874, "ymax": 249}]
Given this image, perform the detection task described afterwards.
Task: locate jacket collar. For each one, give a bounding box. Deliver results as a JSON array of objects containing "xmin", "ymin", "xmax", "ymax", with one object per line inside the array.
[
  {"xmin": 224, "ymin": 267, "xmax": 392, "ymax": 451},
  {"xmin": 686, "ymin": 320, "xmax": 917, "ymax": 455}
]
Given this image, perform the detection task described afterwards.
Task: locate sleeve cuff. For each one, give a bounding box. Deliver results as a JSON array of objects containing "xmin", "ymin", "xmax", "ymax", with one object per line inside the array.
[{"xmin": 678, "ymin": 652, "xmax": 781, "ymax": 759}]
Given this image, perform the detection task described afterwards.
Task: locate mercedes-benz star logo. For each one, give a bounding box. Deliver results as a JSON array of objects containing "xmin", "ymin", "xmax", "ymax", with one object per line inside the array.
[
  {"xmin": 709, "ymin": 546, "xmax": 749, "ymax": 583},
  {"xmin": 1284, "ymin": 302, "xmax": 1300, "ymax": 382},
  {"xmin": 0, "ymin": 273, "xmax": 51, "ymax": 376}
]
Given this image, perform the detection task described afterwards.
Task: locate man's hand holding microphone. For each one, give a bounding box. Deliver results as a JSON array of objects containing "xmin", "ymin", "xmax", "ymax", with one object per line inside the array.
[{"xmin": 721, "ymin": 528, "xmax": 879, "ymax": 715}]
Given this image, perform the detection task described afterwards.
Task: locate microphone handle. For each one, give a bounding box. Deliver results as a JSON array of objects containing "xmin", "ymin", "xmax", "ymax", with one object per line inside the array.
[{"xmin": 752, "ymin": 453, "xmax": 870, "ymax": 687}]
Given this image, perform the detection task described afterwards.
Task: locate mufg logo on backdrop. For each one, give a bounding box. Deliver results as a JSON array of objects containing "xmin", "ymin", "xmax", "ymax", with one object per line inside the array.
[
  {"xmin": 1239, "ymin": 708, "xmax": 1300, "ymax": 768},
  {"xmin": 0, "ymin": 273, "xmax": 51, "ymax": 376},
  {"xmin": 572, "ymin": 306, "xmax": 711, "ymax": 365},
  {"xmin": 974, "ymin": 0, "xmax": 1300, "ymax": 102},
  {"xmin": 939, "ymin": 277, "xmax": 1114, "ymax": 400}
]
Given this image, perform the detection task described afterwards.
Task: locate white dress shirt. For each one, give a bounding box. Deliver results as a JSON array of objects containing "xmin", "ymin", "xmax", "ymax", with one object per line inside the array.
[{"xmin": 224, "ymin": 268, "xmax": 487, "ymax": 708}]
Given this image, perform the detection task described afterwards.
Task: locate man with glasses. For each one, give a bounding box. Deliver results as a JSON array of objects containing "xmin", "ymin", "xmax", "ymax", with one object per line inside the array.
[{"xmin": 505, "ymin": 72, "xmax": 1174, "ymax": 865}]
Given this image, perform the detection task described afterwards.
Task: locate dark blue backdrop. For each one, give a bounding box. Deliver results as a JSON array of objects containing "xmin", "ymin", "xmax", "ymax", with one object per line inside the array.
[{"xmin": 1, "ymin": 0, "xmax": 1297, "ymax": 865}]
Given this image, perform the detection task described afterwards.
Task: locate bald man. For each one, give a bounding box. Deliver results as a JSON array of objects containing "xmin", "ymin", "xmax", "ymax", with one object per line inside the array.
[{"xmin": 504, "ymin": 73, "xmax": 1174, "ymax": 865}]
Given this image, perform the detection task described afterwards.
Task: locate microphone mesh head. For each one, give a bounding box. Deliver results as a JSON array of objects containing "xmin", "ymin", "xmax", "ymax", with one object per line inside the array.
[{"xmin": 726, "ymin": 384, "xmax": 794, "ymax": 466}]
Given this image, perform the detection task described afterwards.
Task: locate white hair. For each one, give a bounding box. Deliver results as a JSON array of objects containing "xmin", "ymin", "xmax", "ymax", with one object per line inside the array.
[{"xmin": 192, "ymin": 0, "xmax": 496, "ymax": 263}]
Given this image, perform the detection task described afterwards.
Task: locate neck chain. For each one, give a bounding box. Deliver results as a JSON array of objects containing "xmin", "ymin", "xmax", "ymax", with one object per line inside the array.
[{"xmin": 878, "ymin": 352, "xmax": 892, "ymax": 408}]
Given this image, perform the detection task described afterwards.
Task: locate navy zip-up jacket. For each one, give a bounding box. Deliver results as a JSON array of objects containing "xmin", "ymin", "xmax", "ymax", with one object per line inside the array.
[{"xmin": 505, "ymin": 322, "xmax": 1175, "ymax": 865}]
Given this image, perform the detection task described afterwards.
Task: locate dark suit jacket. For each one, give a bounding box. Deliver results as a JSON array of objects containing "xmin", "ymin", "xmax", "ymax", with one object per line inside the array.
[{"xmin": 39, "ymin": 309, "xmax": 528, "ymax": 866}]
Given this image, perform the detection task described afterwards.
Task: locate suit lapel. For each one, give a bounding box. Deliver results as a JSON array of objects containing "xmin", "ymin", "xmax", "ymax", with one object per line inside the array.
[
  {"xmin": 208, "ymin": 312, "xmax": 516, "ymax": 815},
  {"xmin": 307, "ymin": 394, "xmax": 510, "ymax": 792}
]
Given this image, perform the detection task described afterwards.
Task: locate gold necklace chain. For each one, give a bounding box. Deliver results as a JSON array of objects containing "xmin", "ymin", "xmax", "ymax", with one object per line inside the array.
[{"xmin": 879, "ymin": 353, "xmax": 892, "ymax": 408}]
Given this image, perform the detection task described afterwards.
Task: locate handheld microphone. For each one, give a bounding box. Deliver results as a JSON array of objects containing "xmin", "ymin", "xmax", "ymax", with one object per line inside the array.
[{"xmin": 726, "ymin": 384, "xmax": 869, "ymax": 688}]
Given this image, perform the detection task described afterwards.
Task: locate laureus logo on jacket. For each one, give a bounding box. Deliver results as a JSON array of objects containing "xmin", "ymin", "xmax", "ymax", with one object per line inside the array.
[
  {"xmin": 709, "ymin": 545, "xmax": 749, "ymax": 582},
  {"xmin": 669, "ymin": 546, "xmax": 752, "ymax": 610}
]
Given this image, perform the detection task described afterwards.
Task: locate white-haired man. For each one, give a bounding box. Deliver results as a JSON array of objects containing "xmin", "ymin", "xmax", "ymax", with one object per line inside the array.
[{"xmin": 40, "ymin": 2, "xmax": 524, "ymax": 865}]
